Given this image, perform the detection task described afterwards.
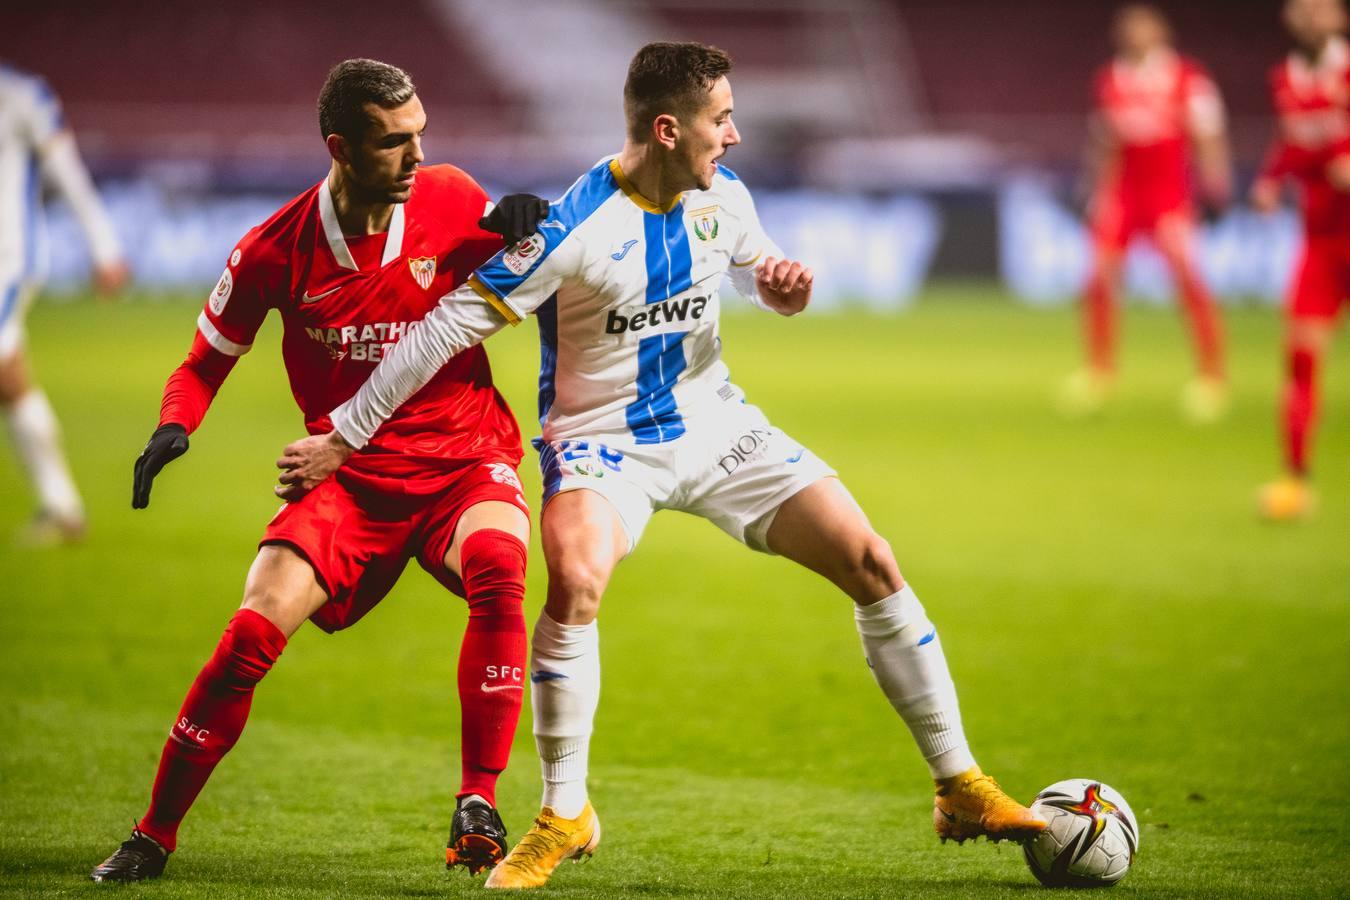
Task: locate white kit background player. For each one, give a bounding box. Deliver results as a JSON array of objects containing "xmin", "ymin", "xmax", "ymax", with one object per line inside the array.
[
  {"xmin": 278, "ymin": 42, "xmax": 1045, "ymax": 889},
  {"xmin": 1, "ymin": 63, "xmax": 128, "ymax": 543}
]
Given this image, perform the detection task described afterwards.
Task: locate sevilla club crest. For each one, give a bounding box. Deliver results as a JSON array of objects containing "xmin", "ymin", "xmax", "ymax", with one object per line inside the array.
[{"xmin": 408, "ymin": 256, "xmax": 437, "ymax": 290}]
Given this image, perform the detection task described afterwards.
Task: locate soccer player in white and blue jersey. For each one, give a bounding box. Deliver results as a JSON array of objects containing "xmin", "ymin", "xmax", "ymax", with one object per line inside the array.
[
  {"xmin": 1, "ymin": 63, "xmax": 128, "ymax": 543},
  {"xmin": 278, "ymin": 42, "xmax": 1045, "ymax": 887}
]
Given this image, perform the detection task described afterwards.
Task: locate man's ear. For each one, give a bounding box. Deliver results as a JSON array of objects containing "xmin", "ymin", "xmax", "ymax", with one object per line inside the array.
[
  {"xmin": 652, "ymin": 114, "xmax": 680, "ymax": 151},
  {"xmin": 325, "ymin": 133, "xmax": 351, "ymax": 166}
]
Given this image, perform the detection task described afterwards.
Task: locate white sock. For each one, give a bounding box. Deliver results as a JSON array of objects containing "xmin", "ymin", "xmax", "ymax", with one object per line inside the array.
[
  {"xmin": 531, "ymin": 611, "xmax": 600, "ymax": 818},
  {"xmin": 855, "ymin": 585, "xmax": 976, "ymax": 779},
  {"xmin": 4, "ymin": 389, "xmax": 83, "ymax": 520}
]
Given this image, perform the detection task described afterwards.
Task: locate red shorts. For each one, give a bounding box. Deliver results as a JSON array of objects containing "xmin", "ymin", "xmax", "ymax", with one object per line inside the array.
[
  {"xmin": 1090, "ymin": 189, "xmax": 1192, "ymax": 252},
  {"xmin": 1289, "ymin": 234, "xmax": 1350, "ymax": 322},
  {"xmin": 261, "ymin": 458, "xmax": 529, "ymax": 633}
]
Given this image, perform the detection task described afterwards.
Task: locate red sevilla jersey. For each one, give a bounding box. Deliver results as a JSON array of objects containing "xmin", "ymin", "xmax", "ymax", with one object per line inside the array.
[
  {"xmin": 191, "ymin": 164, "xmax": 521, "ymax": 490},
  {"xmin": 1261, "ymin": 37, "xmax": 1350, "ymax": 235},
  {"xmin": 1095, "ymin": 51, "xmax": 1223, "ymax": 212}
]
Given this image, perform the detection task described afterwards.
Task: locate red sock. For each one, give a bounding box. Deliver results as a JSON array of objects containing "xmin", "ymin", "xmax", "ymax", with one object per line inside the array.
[
  {"xmin": 455, "ymin": 529, "xmax": 528, "ymax": 807},
  {"xmin": 137, "ymin": 609, "xmax": 286, "ymax": 851},
  {"xmin": 1084, "ymin": 266, "xmax": 1116, "ymax": 374},
  {"xmin": 1283, "ymin": 344, "xmax": 1318, "ymax": 478},
  {"xmin": 1175, "ymin": 261, "xmax": 1225, "ymax": 379}
]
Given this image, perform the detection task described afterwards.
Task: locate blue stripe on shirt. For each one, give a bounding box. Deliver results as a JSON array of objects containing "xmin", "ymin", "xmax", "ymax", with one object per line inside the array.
[
  {"xmin": 626, "ymin": 205, "xmax": 694, "ymax": 443},
  {"xmin": 536, "ymin": 293, "xmax": 558, "ymax": 426}
]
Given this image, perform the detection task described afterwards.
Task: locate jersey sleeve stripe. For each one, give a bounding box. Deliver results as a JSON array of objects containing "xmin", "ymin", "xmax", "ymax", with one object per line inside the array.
[
  {"xmin": 468, "ymin": 275, "xmax": 523, "ymax": 325},
  {"xmin": 473, "ymin": 161, "xmax": 619, "ymax": 300},
  {"xmin": 730, "ymin": 251, "xmax": 761, "ymax": 268},
  {"xmin": 196, "ymin": 311, "xmax": 252, "ymax": 356}
]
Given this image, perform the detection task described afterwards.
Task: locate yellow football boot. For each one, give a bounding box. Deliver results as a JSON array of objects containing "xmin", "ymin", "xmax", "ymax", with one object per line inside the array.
[
  {"xmin": 934, "ymin": 766, "xmax": 1046, "ymax": 844},
  {"xmin": 484, "ymin": 803, "xmax": 600, "ymax": 889},
  {"xmin": 1258, "ymin": 476, "xmax": 1315, "ymax": 522}
]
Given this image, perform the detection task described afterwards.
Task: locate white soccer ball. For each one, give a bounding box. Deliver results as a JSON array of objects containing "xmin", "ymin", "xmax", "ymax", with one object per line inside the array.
[{"xmin": 1023, "ymin": 779, "xmax": 1140, "ymax": 888}]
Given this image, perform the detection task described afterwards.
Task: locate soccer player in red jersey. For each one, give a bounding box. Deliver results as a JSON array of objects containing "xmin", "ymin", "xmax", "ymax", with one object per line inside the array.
[
  {"xmin": 1064, "ymin": 4, "xmax": 1233, "ymax": 422},
  {"xmin": 1253, "ymin": 0, "xmax": 1350, "ymax": 520},
  {"xmin": 89, "ymin": 60, "xmax": 548, "ymax": 883}
]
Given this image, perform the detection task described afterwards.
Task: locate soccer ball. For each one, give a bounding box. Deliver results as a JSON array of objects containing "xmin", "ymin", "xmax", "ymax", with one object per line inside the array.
[{"xmin": 1023, "ymin": 779, "xmax": 1139, "ymax": 888}]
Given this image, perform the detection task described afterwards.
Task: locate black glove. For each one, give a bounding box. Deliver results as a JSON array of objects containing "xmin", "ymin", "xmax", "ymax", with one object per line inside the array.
[
  {"xmin": 480, "ymin": 193, "xmax": 549, "ymax": 247},
  {"xmin": 132, "ymin": 423, "xmax": 189, "ymax": 509}
]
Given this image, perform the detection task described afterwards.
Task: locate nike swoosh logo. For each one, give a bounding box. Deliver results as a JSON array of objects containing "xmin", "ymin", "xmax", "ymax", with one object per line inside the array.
[
  {"xmin": 785, "ymin": 450, "xmax": 804, "ymax": 463},
  {"xmin": 939, "ymin": 808, "xmax": 957, "ymax": 823},
  {"xmin": 301, "ymin": 286, "xmax": 342, "ymax": 303},
  {"xmin": 530, "ymin": 671, "xmax": 569, "ymax": 683},
  {"xmin": 539, "ymin": 221, "xmax": 566, "ymax": 232},
  {"xmin": 480, "ymin": 682, "xmax": 524, "ymax": 693},
  {"xmin": 611, "ymin": 239, "xmax": 639, "ymax": 261}
]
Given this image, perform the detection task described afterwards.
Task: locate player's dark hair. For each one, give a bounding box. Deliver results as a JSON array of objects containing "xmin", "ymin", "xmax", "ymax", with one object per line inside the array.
[
  {"xmin": 624, "ymin": 42, "xmax": 733, "ymax": 142},
  {"xmin": 318, "ymin": 59, "xmax": 416, "ymax": 143}
]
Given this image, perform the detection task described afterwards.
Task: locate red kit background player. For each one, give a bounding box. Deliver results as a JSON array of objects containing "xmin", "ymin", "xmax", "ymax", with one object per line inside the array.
[
  {"xmin": 1253, "ymin": 0, "xmax": 1349, "ymax": 520},
  {"xmin": 1067, "ymin": 4, "xmax": 1233, "ymax": 421},
  {"xmin": 90, "ymin": 60, "xmax": 544, "ymax": 882}
]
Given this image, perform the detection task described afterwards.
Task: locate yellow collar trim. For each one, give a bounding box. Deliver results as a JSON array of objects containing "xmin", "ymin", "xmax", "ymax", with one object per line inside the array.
[{"xmin": 608, "ymin": 159, "xmax": 683, "ymax": 215}]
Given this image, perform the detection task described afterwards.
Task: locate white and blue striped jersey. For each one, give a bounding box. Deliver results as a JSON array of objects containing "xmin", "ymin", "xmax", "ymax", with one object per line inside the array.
[
  {"xmin": 0, "ymin": 65, "xmax": 62, "ymax": 325},
  {"xmin": 0, "ymin": 64, "xmax": 121, "ymax": 331},
  {"xmin": 332, "ymin": 157, "xmax": 783, "ymax": 449}
]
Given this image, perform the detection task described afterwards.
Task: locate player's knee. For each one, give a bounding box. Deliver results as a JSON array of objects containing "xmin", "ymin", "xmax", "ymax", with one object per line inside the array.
[
  {"xmin": 545, "ymin": 556, "xmax": 608, "ymax": 622},
  {"xmin": 460, "ymin": 528, "xmax": 527, "ymax": 615},
  {"xmin": 848, "ymin": 532, "xmax": 903, "ymax": 597},
  {"xmin": 212, "ymin": 609, "xmax": 287, "ymax": 693}
]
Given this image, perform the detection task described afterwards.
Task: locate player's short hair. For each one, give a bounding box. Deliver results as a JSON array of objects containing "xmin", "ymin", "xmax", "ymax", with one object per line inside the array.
[
  {"xmin": 318, "ymin": 59, "xmax": 417, "ymax": 143},
  {"xmin": 624, "ymin": 42, "xmax": 733, "ymax": 142}
]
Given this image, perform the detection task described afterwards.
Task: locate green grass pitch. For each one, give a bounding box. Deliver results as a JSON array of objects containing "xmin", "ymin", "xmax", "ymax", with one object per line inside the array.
[{"xmin": 1, "ymin": 284, "xmax": 1346, "ymax": 898}]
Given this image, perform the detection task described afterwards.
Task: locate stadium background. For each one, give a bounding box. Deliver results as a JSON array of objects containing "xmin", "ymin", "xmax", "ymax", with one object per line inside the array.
[{"xmin": 2, "ymin": 1, "xmax": 1347, "ymax": 897}]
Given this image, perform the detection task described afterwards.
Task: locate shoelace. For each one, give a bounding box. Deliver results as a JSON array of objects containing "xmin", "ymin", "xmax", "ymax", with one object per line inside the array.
[
  {"xmin": 502, "ymin": 816, "xmax": 572, "ymax": 868},
  {"xmin": 457, "ymin": 805, "xmax": 496, "ymax": 833}
]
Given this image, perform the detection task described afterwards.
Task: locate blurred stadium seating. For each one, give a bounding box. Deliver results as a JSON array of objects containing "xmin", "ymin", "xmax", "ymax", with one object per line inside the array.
[{"xmin": 0, "ymin": 0, "xmax": 1298, "ymax": 302}]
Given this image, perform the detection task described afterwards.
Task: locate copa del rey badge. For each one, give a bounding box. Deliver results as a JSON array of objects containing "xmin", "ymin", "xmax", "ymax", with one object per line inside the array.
[
  {"xmin": 502, "ymin": 234, "xmax": 545, "ymax": 276},
  {"xmin": 408, "ymin": 256, "xmax": 436, "ymax": 290}
]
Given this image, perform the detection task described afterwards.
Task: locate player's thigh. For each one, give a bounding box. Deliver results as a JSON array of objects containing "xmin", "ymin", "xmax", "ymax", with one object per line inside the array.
[
  {"xmin": 261, "ymin": 475, "xmax": 415, "ymax": 633},
  {"xmin": 240, "ymin": 544, "xmax": 331, "ymax": 638},
  {"xmin": 1153, "ymin": 210, "xmax": 1196, "ymax": 264},
  {"xmin": 540, "ymin": 488, "xmax": 630, "ymax": 624},
  {"xmin": 764, "ymin": 477, "xmax": 904, "ymax": 603},
  {"xmin": 427, "ymin": 460, "xmax": 533, "ymax": 579}
]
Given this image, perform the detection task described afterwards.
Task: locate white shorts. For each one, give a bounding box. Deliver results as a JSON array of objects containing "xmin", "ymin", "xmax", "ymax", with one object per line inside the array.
[
  {"xmin": 537, "ymin": 403, "xmax": 835, "ymax": 554},
  {"xmin": 0, "ymin": 281, "xmax": 37, "ymax": 361}
]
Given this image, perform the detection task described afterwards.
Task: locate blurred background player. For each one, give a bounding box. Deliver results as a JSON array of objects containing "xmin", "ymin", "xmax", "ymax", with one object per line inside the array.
[
  {"xmin": 89, "ymin": 60, "xmax": 546, "ymax": 883},
  {"xmin": 1253, "ymin": 0, "xmax": 1350, "ymax": 521},
  {"xmin": 0, "ymin": 62, "xmax": 128, "ymax": 544},
  {"xmin": 1063, "ymin": 5, "xmax": 1232, "ymax": 422}
]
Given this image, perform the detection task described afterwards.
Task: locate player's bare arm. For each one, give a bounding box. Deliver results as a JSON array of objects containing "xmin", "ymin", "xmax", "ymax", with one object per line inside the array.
[{"xmin": 755, "ymin": 255, "xmax": 813, "ymax": 315}]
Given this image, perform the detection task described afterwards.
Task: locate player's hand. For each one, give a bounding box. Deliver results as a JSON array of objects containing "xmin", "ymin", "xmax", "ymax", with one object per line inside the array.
[
  {"xmin": 94, "ymin": 260, "xmax": 131, "ymax": 298},
  {"xmin": 755, "ymin": 256, "xmax": 813, "ymax": 316},
  {"xmin": 1249, "ymin": 178, "xmax": 1281, "ymax": 214},
  {"xmin": 480, "ymin": 194, "xmax": 550, "ymax": 247},
  {"xmin": 132, "ymin": 423, "xmax": 189, "ymax": 509},
  {"xmin": 274, "ymin": 431, "xmax": 354, "ymax": 501}
]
